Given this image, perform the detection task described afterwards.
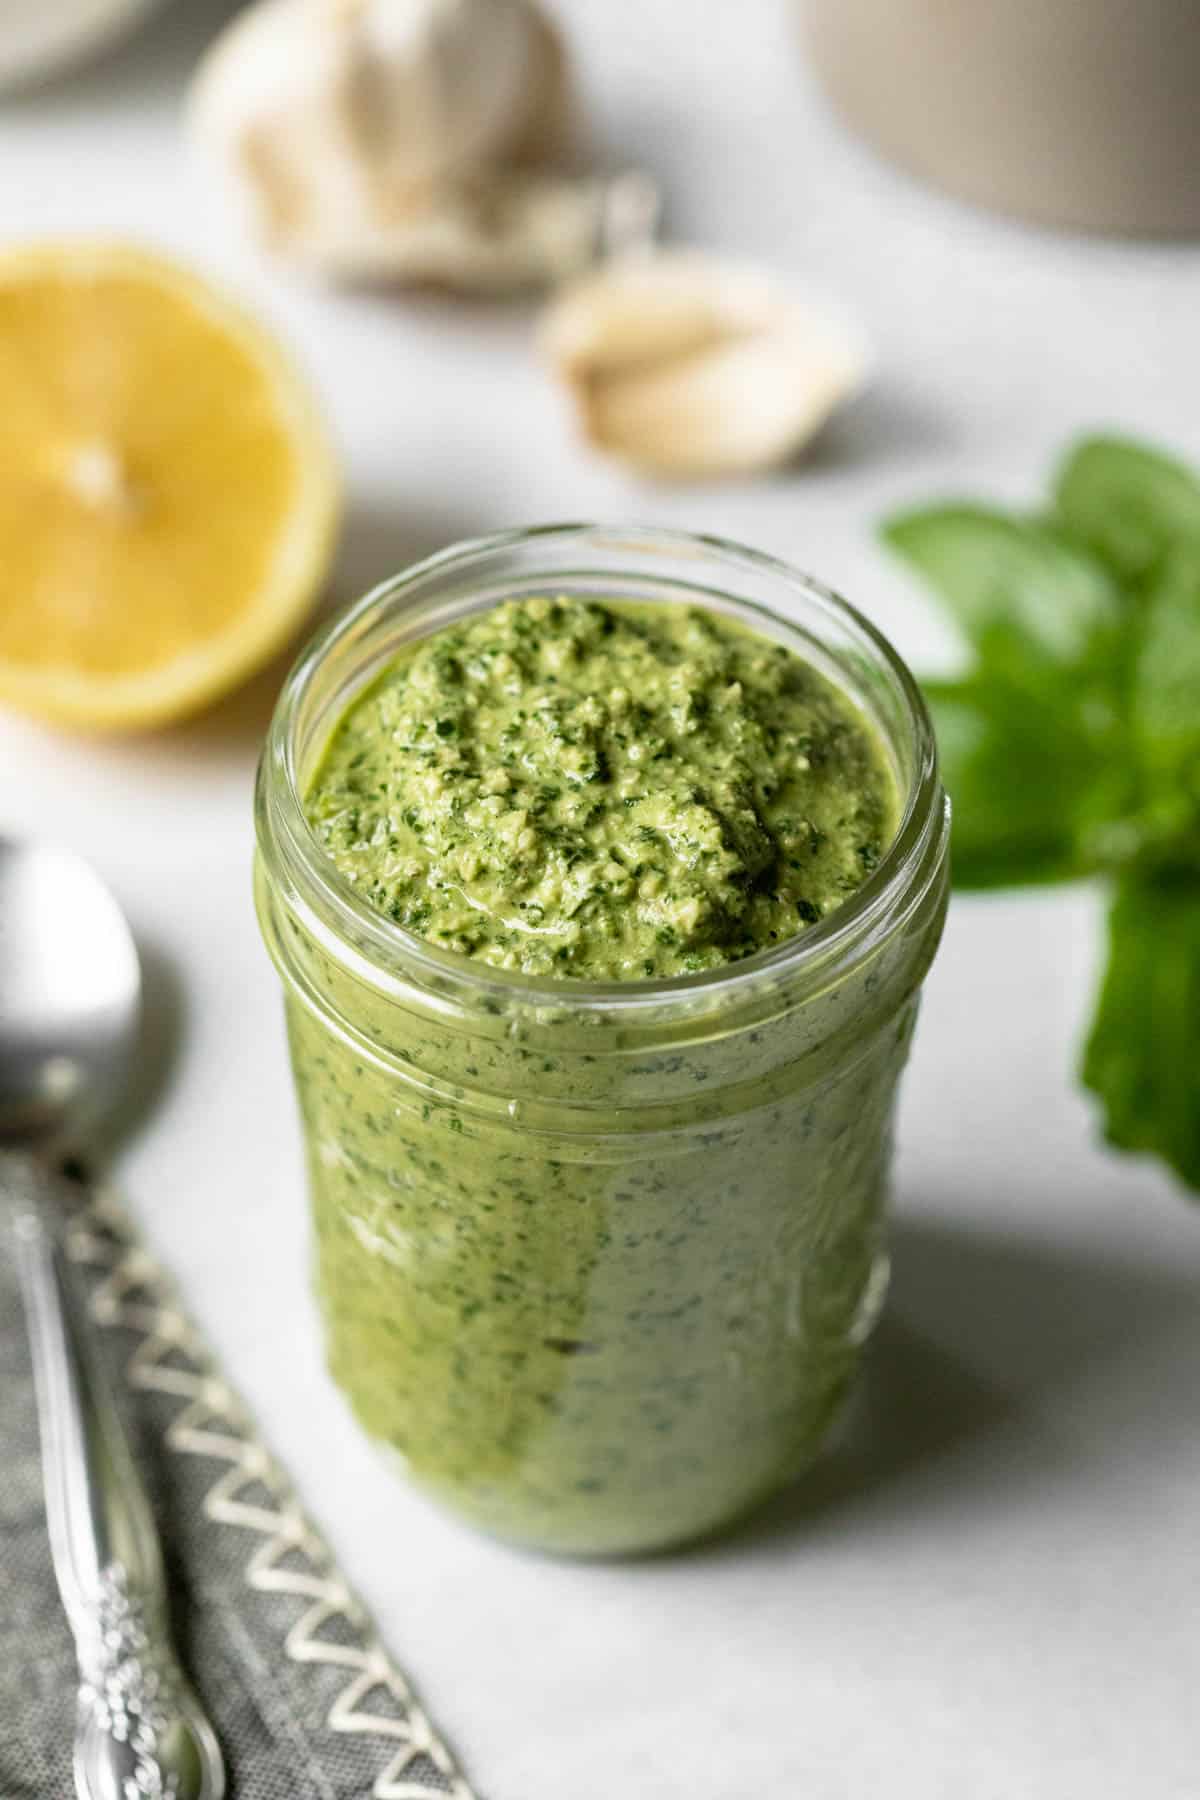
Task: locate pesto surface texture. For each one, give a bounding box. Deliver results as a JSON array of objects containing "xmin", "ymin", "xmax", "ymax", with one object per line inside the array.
[
  {"xmin": 305, "ymin": 595, "xmax": 896, "ymax": 980},
  {"xmin": 275, "ymin": 594, "xmax": 936, "ymax": 1555}
]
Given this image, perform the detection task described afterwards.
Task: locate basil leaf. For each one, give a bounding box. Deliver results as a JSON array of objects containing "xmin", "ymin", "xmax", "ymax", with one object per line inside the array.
[
  {"xmin": 1132, "ymin": 542, "xmax": 1200, "ymax": 780},
  {"xmin": 1082, "ymin": 871, "xmax": 1200, "ymax": 1192},
  {"xmin": 923, "ymin": 673, "xmax": 1129, "ymax": 890},
  {"xmin": 1104, "ymin": 542, "xmax": 1200, "ymax": 873},
  {"xmin": 1054, "ymin": 435, "xmax": 1200, "ymax": 586},
  {"xmin": 883, "ymin": 505, "xmax": 1121, "ymax": 673}
]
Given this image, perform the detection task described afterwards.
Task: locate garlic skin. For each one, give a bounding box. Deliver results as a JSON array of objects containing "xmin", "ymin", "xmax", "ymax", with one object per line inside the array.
[
  {"xmin": 0, "ymin": 0, "xmax": 164, "ymax": 89},
  {"xmin": 189, "ymin": 0, "xmax": 655, "ymax": 290},
  {"xmin": 267, "ymin": 166, "xmax": 661, "ymax": 289},
  {"xmin": 539, "ymin": 252, "xmax": 871, "ymax": 478}
]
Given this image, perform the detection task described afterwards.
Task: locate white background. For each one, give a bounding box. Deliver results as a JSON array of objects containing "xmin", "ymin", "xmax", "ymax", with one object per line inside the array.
[{"xmin": 2, "ymin": 3, "xmax": 1199, "ymax": 1795}]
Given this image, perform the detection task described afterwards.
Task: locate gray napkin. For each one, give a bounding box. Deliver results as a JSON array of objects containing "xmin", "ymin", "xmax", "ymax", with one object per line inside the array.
[{"xmin": 0, "ymin": 1169, "xmax": 479, "ymax": 1800}]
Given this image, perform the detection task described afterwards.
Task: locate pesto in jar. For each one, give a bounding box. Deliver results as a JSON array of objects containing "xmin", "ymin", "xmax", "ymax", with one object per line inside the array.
[
  {"xmin": 267, "ymin": 590, "xmax": 937, "ymax": 1555},
  {"xmin": 306, "ymin": 596, "xmax": 896, "ymax": 980}
]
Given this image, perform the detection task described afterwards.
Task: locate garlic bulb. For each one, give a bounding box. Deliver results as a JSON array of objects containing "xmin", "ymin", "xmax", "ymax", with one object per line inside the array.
[
  {"xmin": 189, "ymin": 0, "xmax": 657, "ymax": 289},
  {"xmin": 539, "ymin": 251, "xmax": 871, "ymax": 478},
  {"xmin": 0, "ymin": 0, "xmax": 164, "ymax": 89}
]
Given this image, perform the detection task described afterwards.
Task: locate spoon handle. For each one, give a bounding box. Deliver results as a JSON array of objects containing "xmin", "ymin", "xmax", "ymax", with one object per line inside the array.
[{"xmin": 7, "ymin": 1154, "xmax": 224, "ymax": 1800}]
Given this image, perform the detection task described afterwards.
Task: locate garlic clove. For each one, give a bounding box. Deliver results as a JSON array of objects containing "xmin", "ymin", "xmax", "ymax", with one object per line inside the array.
[
  {"xmin": 503, "ymin": 2, "xmax": 571, "ymax": 167},
  {"xmin": 578, "ymin": 319, "xmax": 867, "ymax": 478},
  {"xmin": 188, "ymin": 0, "xmax": 653, "ymax": 290},
  {"xmin": 539, "ymin": 252, "xmax": 870, "ymax": 477}
]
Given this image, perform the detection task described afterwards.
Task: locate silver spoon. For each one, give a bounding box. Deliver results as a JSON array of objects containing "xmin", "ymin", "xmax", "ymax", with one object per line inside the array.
[{"xmin": 1, "ymin": 836, "xmax": 224, "ymax": 1800}]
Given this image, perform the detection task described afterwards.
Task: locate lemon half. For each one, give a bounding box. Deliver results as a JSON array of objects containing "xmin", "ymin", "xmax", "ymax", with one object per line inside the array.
[{"xmin": 0, "ymin": 242, "xmax": 339, "ymax": 729}]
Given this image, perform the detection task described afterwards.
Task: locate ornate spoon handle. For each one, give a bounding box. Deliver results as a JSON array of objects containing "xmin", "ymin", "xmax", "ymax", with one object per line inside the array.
[{"xmin": 8, "ymin": 1153, "xmax": 224, "ymax": 1800}]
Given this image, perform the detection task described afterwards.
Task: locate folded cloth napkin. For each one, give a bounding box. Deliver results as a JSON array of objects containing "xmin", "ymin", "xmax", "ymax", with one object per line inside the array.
[{"xmin": 0, "ymin": 1170, "xmax": 479, "ymax": 1800}]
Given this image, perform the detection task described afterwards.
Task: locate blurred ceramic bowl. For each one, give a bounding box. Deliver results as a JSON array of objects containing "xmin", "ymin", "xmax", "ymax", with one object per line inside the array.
[
  {"xmin": 800, "ymin": 0, "xmax": 1200, "ymax": 237},
  {"xmin": 0, "ymin": 0, "xmax": 167, "ymax": 89}
]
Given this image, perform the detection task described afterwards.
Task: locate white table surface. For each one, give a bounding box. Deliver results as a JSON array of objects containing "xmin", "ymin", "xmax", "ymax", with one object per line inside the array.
[{"xmin": 3, "ymin": 4, "xmax": 1199, "ymax": 1795}]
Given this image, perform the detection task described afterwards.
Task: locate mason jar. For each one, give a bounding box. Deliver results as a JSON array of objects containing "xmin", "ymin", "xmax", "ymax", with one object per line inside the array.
[{"xmin": 255, "ymin": 525, "xmax": 949, "ymax": 1556}]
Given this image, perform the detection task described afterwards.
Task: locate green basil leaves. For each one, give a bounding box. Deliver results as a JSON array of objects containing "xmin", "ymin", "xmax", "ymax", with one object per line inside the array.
[{"xmin": 885, "ymin": 433, "xmax": 1200, "ymax": 1193}]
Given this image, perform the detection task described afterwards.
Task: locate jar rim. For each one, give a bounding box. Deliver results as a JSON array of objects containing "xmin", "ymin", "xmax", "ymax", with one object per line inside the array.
[{"xmin": 256, "ymin": 522, "xmax": 947, "ymax": 1022}]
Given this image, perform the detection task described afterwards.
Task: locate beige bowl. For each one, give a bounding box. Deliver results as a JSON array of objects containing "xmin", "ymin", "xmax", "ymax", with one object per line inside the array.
[{"xmin": 800, "ymin": 0, "xmax": 1200, "ymax": 237}]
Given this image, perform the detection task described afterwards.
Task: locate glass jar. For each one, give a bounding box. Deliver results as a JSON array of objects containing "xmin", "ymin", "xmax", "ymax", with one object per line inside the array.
[{"xmin": 255, "ymin": 526, "xmax": 949, "ymax": 1556}]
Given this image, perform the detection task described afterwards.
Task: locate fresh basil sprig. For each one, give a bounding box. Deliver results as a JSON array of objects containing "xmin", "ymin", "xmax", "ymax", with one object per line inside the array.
[{"xmin": 884, "ymin": 434, "xmax": 1200, "ymax": 1193}]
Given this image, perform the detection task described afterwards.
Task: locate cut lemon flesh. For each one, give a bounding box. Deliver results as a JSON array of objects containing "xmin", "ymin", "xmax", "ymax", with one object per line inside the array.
[{"xmin": 0, "ymin": 241, "xmax": 339, "ymax": 728}]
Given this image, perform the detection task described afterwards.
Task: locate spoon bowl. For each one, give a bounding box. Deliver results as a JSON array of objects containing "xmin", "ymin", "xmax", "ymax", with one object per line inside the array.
[{"xmin": 0, "ymin": 837, "xmax": 140, "ymax": 1140}]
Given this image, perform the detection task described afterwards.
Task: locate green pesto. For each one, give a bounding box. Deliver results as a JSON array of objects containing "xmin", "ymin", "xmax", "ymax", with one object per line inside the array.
[
  {"xmin": 305, "ymin": 596, "xmax": 897, "ymax": 980},
  {"xmin": 270, "ymin": 594, "xmax": 939, "ymax": 1555}
]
